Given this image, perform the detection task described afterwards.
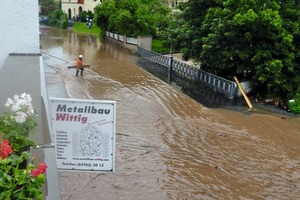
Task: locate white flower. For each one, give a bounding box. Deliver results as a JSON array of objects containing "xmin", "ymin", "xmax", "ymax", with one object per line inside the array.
[
  {"xmin": 13, "ymin": 94, "xmax": 20, "ymax": 102},
  {"xmin": 21, "ymin": 93, "xmax": 32, "ymax": 103},
  {"xmin": 6, "ymin": 93, "xmax": 34, "ymax": 113},
  {"xmin": 25, "ymin": 105, "xmax": 34, "ymax": 116},
  {"xmin": 20, "ymin": 93, "xmax": 27, "ymax": 99},
  {"xmin": 15, "ymin": 111, "xmax": 28, "ymax": 124},
  {"xmin": 4, "ymin": 93, "xmax": 36, "ymax": 124},
  {"xmin": 11, "ymin": 103, "xmax": 22, "ymax": 112},
  {"xmin": 5, "ymin": 98, "xmax": 14, "ymax": 107}
]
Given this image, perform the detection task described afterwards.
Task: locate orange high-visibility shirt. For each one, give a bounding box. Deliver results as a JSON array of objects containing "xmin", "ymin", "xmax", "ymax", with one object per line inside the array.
[{"xmin": 76, "ymin": 58, "xmax": 83, "ymax": 69}]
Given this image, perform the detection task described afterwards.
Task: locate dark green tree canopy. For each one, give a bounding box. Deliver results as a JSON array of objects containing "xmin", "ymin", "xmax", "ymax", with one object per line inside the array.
[
  {"xmin": 94, "ymin": 0, "xmax": 170, "ymax": 37},
  {"xmin": 39, "ymin": 0, "xmax": 60, "ymax": 16},
  {"xmin": 173, "ymin": 0, "xmax": 300, "ymax": 98}
]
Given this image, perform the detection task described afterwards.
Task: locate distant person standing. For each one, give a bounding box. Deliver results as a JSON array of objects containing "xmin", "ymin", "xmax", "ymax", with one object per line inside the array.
[
  {"xmin": 86, "ymin": 20, "xmax": 90, "ymax": 29},
  {"xmin": 76, "ymin": 55, "xmax": 84, "ymax": 76},
  {"xmin": 89, "ymin": 19, "xmax": 93, "ymax": 29}
]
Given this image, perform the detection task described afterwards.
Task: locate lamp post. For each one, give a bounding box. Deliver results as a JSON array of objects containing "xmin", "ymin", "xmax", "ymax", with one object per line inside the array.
[{"xmin": 168, "ymin": 43, "xmax": 174, "ymax": 83}]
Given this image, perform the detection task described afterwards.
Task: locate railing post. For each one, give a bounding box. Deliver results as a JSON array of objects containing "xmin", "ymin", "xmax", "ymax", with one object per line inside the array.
[{"xmin": 168, "ymin": 56, "xmax": 173, "ymax": 83}]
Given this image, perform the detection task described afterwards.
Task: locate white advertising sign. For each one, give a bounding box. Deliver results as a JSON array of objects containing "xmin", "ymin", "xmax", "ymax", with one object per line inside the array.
[{"xmin": 50, "ymin": 98, "xmax": 116, "ymax": 172}]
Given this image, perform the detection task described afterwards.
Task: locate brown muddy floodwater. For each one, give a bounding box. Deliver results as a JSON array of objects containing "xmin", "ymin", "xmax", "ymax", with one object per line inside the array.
[{"xmin": 40, "ymin": 26, "xmax": 300, "ymax": 200}]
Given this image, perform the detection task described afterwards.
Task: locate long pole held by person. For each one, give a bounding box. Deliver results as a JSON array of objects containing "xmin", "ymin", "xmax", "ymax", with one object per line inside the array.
[{"xmin": 76, "ymin": 55, "xmax": 84, "ymax": 76}]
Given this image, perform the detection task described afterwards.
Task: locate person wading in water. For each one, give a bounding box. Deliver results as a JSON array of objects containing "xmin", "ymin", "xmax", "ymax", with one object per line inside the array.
[{"xmin": 76, "ymin": 55, "xmax": 84, "ymax": 76}]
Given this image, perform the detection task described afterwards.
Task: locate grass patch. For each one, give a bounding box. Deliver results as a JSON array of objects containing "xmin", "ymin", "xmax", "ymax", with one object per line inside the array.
[
  {"xmin": 72, "ymin": 22, "xmax": 101, "ymax": 35},
  {"xmin": 152, "ymin": 39, "xmax": 171, "ymax": 54}
]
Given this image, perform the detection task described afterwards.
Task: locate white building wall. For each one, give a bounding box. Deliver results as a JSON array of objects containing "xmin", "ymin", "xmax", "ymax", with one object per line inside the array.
[
  {"xmin": 0, "ymin": 0, "xmax": 40, "ymax": 69},
  {"xmin": 0, "ymin": 1, "xmax": 60, "ymax": 199},
  {"xmin": 62, "ymin": 4, "xmax": 81, "ymax": 18},
  {"xmin": 84, "ymin": 0, "xmax": 101, "ymax": 13},
  {"xmin": 62, "ymin": 0, "xmax": 101, "ymax": 19}
]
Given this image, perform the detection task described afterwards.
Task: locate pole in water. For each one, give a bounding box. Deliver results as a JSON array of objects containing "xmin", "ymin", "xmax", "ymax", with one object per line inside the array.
[
  {"xmin": 234, "ymin": 76, "xmax": 253, "ymax": 109},
  {"xmin": 67, "ymin": 65, "xmax": 90, "ymax": 69}
]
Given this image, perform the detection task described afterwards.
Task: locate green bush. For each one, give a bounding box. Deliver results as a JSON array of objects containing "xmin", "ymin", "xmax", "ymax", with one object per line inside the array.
[
  {"xmin": 80, "ymin": 10, "xmax": 94, "ymax": 22},
  {"xmin": 152, "ymin": 39, "xmax": 170, "ymax": 54},
  {"xmin": 48, "ymin": 9, "xmax": 67, "ymax": 29},
  {"xmin": 288, "ymin": 94, "xmax": 300, "ymax": 114},
  {"xmin": 58, "ymin": 12, "xmax": 67, "ymax": 29}
]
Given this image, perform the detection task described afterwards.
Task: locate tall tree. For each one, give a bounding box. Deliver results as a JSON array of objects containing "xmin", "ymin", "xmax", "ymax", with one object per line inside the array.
[
  {"xmin": 94, "ymin": 0, "xmax": 170, "ymax": 37},
  {"xmin": 39, "ymin": 0, "xmax": 59, "ymax": 16},
  {"xmin": 177, "ymin": 0, "xmax": 300, "ymax": 98},
  {"xmin": 94, "ymin": 0, "xmax": 117, "ymax": 33}
]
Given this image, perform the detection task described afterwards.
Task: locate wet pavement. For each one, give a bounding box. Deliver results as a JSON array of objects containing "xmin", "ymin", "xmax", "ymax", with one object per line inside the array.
[{"xmin": 41, "ymin": 26, "xmax": 300, "ymax": 200}]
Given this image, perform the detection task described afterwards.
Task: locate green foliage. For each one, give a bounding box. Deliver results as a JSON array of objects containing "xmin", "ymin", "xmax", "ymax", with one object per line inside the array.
[
  {"xmin": 0, "ymin": 113, "xmax": 37, "ymax": 155},
  {"xmin": 0, "ymin": 152, "xmax": 46, "ymax": 200},
  {"xmin": 94, "ymin": 0, "xmax": 170, "ymax": 37},
  {"xmin": 288, "ymin": 92, "xmax": 300, "ymax": 114},
  {"xmin": 80, "ymin": 10, "xmax": 94, "ymax": 22},
  {"xmin": 152, "ymin": 39, "xmax": 170, "ymax": 54},
  {"xmin": 94, "ymin": 0, "xmax": 116, "ymax": 33},
  {"xmin": 157, "ymin": 11, "xmax": 189, "ymax": 53},
  {"xmin": 58, "ymin": 12, "xmax": 68, "ymax": 29},
  {"xmin": 48, "ymin": 9, "xmax": 68, "ymax": 29},
  {"xmin": 171, "ymin": 0, "xmax": 300, "ymax": 99},
  {"xmin": 39, "ymin": 0, "xmax": 60, "ymax": 16}
]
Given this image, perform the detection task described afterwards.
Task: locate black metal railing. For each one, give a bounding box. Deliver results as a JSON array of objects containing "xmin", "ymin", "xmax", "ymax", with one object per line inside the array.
[{"xmin": 137, "ymin": 47, "xmax": 237, "ymax": 98}]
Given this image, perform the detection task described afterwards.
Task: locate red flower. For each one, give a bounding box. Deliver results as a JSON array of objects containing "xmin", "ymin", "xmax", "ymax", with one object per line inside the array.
[
  {"xmin": 32, "ymin": 169, "xmax": 40, "ymax": 177},
  {"xmin": 0, "ymin": 139, "xmax": 13, "ymax": 159},
  {"xmin": 38, "ymin": 162, "xmax": 47, "ymax": 174},
  {"xmin": 32, "ymin": 162, "xmax": 48, "ymax": 177}
]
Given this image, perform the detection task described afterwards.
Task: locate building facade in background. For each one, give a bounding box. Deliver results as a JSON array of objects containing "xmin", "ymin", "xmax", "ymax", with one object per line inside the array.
[
  {"xmin": 61, "ymin": 0, "xmax": 187, "ymax": 20},
  {"xmin": 61, "ymin": 0, "xmax": 102, "ymax": 19},
  {"xmin": 168, "ymin": 0, "xmax": 188, "ymax": 9}
]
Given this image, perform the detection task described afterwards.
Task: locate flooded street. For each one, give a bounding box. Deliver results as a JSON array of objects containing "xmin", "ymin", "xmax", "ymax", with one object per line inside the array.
[{"xmin": 40, "ymin": 26, "xmax": 300, "ymax": 200}]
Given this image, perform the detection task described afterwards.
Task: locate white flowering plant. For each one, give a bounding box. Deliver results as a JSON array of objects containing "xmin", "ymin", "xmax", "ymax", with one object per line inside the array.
[
  {"xmin": 0, "ymin": 93, "xmax": 38, "ymax": 154},
  {"xmin": 0, "ymin": 93, "xmax": 47, "ymax": 199}
]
